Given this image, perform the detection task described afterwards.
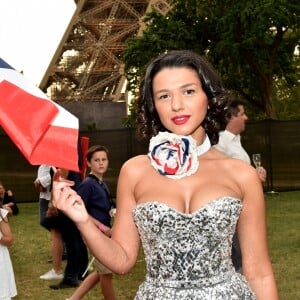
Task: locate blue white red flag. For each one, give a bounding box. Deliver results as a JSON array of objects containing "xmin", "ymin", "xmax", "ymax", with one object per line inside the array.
[{"xmin": 0, "ymin": 57, "xmax": 79, "ymax": 171}]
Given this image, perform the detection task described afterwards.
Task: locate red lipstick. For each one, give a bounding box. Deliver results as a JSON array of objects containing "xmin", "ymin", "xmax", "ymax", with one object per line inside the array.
[{"xmin": 171, "ymin": 115, "xmax": 190, "ymax": 125}]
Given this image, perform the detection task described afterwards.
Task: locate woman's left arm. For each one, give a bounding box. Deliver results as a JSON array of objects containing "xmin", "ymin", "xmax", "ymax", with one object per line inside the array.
[{"xmin": 237, "ymin": 165, "xmax": 279, "ymax": 300}]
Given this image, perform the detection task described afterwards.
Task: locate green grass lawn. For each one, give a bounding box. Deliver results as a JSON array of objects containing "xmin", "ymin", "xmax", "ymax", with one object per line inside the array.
[
  {"xmin": 9, "ymin": 203, "xmax": 145, "ymax": 300},
  {"xmin": 265, "ymin": 191, "xmax": 300, "ymax": 300},
  {"xmin": 8, "ymin": 191, "xmax": 300, "ymax": 299}
]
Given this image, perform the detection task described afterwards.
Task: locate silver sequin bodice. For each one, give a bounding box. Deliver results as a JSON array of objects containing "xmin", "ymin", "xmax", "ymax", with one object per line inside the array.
[{"xmin": 133, "ymin": 197, "xmax": 256, "ymax": 299}]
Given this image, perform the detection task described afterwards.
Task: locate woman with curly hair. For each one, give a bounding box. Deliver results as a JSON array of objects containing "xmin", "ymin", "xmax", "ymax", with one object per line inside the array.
[{"xmin": 52, "ymin": 50, "xmax": 278, "ymax": 299}]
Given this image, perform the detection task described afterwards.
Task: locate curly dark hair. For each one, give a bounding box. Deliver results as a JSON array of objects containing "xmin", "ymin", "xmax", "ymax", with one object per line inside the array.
[{"xmin": 136, "ymin": 50, "xmax": 231, "ymax": 145}]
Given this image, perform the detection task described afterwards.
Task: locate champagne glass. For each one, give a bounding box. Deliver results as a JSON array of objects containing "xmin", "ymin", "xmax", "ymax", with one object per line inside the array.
[{"xmin": 252, "ymin": 153, "xmax": 261, "ymax": 169}]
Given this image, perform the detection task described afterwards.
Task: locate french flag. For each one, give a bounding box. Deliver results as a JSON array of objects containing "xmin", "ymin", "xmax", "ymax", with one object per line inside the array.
[{"xmin": 0, "ymin": 57, "xmax": 79, "ymax": 171}]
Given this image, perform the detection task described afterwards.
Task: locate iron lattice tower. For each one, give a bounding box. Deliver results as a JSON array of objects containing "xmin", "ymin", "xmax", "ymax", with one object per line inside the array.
[{"xmin": 40, "ymin": 0, "xmax": 172, "ymax": 103}]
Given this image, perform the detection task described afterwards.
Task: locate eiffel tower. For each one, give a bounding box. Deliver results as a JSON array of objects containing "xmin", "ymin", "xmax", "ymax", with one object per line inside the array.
[{"xmin": 39, "ymin": 0, "xmax": 172, "ymax": 104}]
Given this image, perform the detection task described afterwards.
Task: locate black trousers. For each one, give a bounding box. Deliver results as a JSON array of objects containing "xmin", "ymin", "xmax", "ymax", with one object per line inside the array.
[
  {"xmin": 232, "ymin": 232, "xmax": 242, "ymax": 274},
  {"xmin": 56, "ymin": 213, "xmax": 88, "ymax": 284}
]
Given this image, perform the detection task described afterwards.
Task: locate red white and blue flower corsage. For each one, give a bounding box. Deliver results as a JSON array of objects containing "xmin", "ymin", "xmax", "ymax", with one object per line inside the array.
[{"xmin": 148, "ymin": 131, "xmax": 199, "ymax": 179}]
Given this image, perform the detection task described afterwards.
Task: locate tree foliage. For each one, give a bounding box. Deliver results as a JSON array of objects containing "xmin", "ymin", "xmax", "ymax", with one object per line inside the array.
[{"xmin": 123, "ymin": 0, "xmax": 299, "ymax": 123}]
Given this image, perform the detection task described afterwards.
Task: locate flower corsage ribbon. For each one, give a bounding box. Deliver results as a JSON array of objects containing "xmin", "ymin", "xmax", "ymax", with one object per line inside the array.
[{"xmin": 148, "ymin": 132, "xmax": 207, "ymax": 179}]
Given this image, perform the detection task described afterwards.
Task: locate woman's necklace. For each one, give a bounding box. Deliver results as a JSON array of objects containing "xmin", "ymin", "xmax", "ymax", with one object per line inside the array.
[
  {"xmin": 149, "ymin": 131, "xmax": 212, "ymax": 179},
  {"xmin": 197, "ymin": 135, "xmax": 211, "ymax": 156}
]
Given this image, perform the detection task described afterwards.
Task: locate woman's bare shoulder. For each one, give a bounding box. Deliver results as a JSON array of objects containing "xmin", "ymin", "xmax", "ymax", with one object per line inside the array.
[
  {"xmin": 211, "ymin": 147, "xmax": 251, "ymax": 167},
  {"xmin": 209, "ymin": 148, "xmax": 259, "ymax": 184},
  {"xmin": 120, "ymin": 154, "xmax": 150, "ymax": 176},
  {"xmin": 117, "ymin": 154, "xmax": 152, "ymax": 197},
  {"xmin": 124, "ymin": 154, "xmax": 149, "ymax": 166}
]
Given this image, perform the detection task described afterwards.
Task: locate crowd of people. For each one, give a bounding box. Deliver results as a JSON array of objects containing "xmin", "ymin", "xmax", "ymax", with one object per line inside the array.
[
  {"xmin": 1, "ymin": 50, "xmax": 278, "ymax": 300},
  {"xmin": 33, "ymin": 147, "xmax": 116, "ymax": 298},
  {"xmin": 35, "ymin": 165, "xmax": 89, "ymax": 290},
  {"xmin": 0, "ymin": 147, "xmax": 116, "ymax": 299}
]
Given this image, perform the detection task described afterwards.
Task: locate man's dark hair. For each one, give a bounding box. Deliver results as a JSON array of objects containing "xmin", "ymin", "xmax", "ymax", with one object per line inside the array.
[{"xmin": 224, "ymin": 98, "xmax": 246, "ymax": 124}]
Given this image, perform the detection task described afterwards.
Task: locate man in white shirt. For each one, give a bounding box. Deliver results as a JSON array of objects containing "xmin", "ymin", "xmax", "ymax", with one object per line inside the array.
[
  {"xmin": 215, "ymin": 100, "xmax": 266, "ymax": 181},
  {"xmin": 215, "ymin": 99, "xmax": 267, "ymax": 273}
]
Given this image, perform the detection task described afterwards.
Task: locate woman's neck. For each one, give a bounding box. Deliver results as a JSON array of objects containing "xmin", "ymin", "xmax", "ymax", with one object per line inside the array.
[{"xmin": 190, "ymin": 128, "xmax": 207, "ymax": 146}]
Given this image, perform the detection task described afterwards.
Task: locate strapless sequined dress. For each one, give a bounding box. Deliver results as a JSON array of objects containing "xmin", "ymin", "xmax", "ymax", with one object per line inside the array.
[{"xmin": 133, "ymin": 197, "xmax": 256, "ymax": 299}]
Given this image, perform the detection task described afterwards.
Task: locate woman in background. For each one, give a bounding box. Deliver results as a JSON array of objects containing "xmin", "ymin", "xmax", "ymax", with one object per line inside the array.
[
  {"xmin": 0, "ymin": 183, "xmax": 19, "ymax": 215},
  {"xmin": 0, "ymin": 202, "xmax": 17, "ymax": 299}
]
